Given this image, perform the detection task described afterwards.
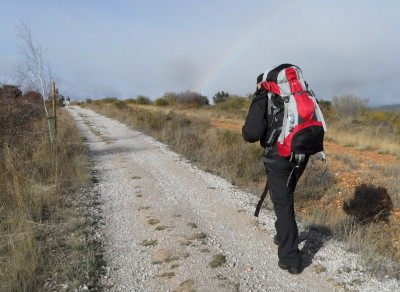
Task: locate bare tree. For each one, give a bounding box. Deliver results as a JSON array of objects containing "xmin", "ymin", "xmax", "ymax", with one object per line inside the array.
[{"xmin": 17, "ymin": 22, "xmax": 53, "ymax": 132}]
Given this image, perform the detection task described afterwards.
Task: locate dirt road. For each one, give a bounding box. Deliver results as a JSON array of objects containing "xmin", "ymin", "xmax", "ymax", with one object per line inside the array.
[{"xmin": 67, "ymin": 106, "xmax": 398, "ymax": 291}]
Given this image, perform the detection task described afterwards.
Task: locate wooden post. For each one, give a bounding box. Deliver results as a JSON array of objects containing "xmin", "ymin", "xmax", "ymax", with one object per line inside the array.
[
  {"xmin": 51, "ymin": 82, "xmax": 59, "ymax": 187},
  {"xmin": 52, "ymin": 82, "xmax": 57, "ymax": 135}
]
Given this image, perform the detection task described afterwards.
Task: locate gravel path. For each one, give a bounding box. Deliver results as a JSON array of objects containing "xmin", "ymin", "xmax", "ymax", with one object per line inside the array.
[{"xmin": 67, "ymin": 106, "xmax": 399, "ymax": 292}]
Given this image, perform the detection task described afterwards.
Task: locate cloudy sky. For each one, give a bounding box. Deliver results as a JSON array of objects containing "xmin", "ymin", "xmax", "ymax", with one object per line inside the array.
[{"xmin": 1, "ymin": 0, "xmax": 399, "ymax": 106}]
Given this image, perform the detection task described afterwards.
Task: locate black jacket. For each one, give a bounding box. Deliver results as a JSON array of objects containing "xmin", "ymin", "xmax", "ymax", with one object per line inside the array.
[{"xmin": 242, "ymin": 88, "xmax": 268, "ymax": 148}]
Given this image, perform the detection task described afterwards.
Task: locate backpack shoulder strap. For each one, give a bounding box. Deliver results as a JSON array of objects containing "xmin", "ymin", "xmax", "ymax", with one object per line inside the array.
[
  {"xmin": 264, "ymin": 92, "xmax": 284, "ymax": 149},
  {"xmin": 277, "ymin": 95, "xmax": 290, "ymax": 144}
]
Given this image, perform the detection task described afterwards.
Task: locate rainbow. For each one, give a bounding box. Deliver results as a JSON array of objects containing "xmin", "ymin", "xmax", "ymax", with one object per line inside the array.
[{"xmin": 195, "ymin": 0, "xmax": 299, "ymax": 95}]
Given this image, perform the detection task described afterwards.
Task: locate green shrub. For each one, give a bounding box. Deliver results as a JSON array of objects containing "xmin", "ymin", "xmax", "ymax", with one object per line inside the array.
[
  {"xmin": 212, "ymin": 91, "xmax": 229, "ymax": 104},
  {"xmin": 136, "ymin": 95, "xmax": 151, "ymax": 105},
  {"xmin": 99, "ymin": 97, "xmax": 118, "ymax": 104},
  {"xmin": 155, "ymin": 98, "xmax": 169, "ymax": 106},
  {"xmin": 162, "ymin": 92, "xmax": 177, "ymax": 105},
  {"xmin": 214, "ymin": 95, "xmax": 249, "ymax": 112},
  {"xmin": 124, "ymin": 98, "xmax": 136, "ymax": 104},
  {"xmin": 114, "ymin": 101, "xmax": 127, "ymax": 109},
  {"xmin": 318, "ymin": 99, "xmax": 332, "ymax": 112}
]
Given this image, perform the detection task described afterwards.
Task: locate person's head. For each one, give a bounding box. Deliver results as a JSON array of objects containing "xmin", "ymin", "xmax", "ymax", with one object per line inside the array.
[{"xmin": 256, "ymin": 73, "xmax": 263, "ymax": 89}]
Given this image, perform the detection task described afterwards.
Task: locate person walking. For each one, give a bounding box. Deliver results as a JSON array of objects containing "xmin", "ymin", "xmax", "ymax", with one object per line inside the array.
[{"xmin": 242, "ymin": 72, "xmax": 309, "ymax": 275}]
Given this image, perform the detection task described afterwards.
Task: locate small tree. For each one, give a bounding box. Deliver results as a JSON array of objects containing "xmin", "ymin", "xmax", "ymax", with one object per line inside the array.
[
  {"xmin": 162, "ymin": 92, "xmax": 177, "ymax": 105},
  {"xmin": 332, "ymin": 95, "xmax": 369, "ymax": 117},
  {"xmin": 212, "ymin": 91, "xmax": 229, "ymax": 104},
  {"xmin": 0, "ymin": 85, "xmax": 22, "ymax": 99},
  {"xmin": 136, "ymin": 95, "xmax": 151, "ymax": 105},
  {"xmin": 54, "ymin": 88, "xmax": 65, "ymax": 107},
  {"xmin": 214, "ymin": 95, "xmax": 248, "ymax": 112},
  {"xmin": 155, "ymin": 98, "xmax": 169, "ymax": 106},
  {"xmin": 17, "ymin": 22, "xmax": 54, "ymax": 139},
  {"xmin": 175, "ymin": 90, "xmax": 209, "ymax": 106},
  {"xmin": 318, "ymin": 99, "xmax": 332, "ymax": 114}
]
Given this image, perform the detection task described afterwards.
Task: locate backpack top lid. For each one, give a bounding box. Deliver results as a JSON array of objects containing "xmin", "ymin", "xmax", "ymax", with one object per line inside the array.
[{"xmin": 262, "ymin": 64, "xmax": 307, "ymax": 97}]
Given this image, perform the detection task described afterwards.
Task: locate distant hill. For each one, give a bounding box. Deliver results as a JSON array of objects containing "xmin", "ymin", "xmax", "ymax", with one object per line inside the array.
[{"xmin": 371, "ymin": 104, "xmax": 400, "ymax": 111}]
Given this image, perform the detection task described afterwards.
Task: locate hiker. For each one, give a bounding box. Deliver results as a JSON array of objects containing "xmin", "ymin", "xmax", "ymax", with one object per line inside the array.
[
  {"xmin": 242, "ymin": 65, "xmax": 326, "ymax": 275},
  {"xmin": 66, "ymin": 96, "xmax": 70, "ymax": 106}
]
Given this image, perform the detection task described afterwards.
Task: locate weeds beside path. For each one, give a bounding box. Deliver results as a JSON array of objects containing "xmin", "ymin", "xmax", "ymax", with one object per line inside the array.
[{"xmin": 0, "ymin": 108, "xmax": 103, "ymax": 291}]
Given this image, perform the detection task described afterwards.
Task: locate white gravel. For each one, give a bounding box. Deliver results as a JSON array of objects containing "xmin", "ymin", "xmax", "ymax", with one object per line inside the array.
[{"xmin": 67, "ymin": 106, "xmax": 399, "ymax": 292}]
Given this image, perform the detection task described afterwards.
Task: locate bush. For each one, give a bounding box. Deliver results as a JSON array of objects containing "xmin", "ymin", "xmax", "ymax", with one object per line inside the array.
[
  {"xmin": 100, "ymin": 97, "xmax": 118, "ymax": 104},
  {"xmin": 214, "ymin": 95, "xmax": 249, "ymax": 112},
  {"xmin": 332, "ymin": 95, "xmax": 369, "ymax": 117},
  {"xmin": 175, "ymin": 90, "xmax": 209, "ymax": 106},
  {"xmin": 155, "ymin": 98, "xmax": 169, "ymax": 106},
  {"xmin": 372, "ymin": 112, "xmax": 386, "ymax": 121},
  {"xmin": 114, "ymin": 101, "xmax": 127, "ymax": 109},
  {"xmin": 212, "ymin": 91, "xmax": 229, "ymax": 104},
  {"xmin": 136, "ymin": 95, "xmax": 151, "ymax": 105},
  {"xmin": 318, "ymin": 99, "xmax": 331, "ymax": 110},
  {"xmin": 0, "ymin": 88, "xmax": 45, "ymax": 146},
  {"xmin": 162, "ymin": 92, "xmax": 177, "ymax": 105},
  {"xmin": 0, "ymin": 84, "xmax": 22, "ymax": 99},
  {"xmin": 85, "ymin": 98, "xmax": 93, "ymax": 104},
  {"xmin": 295, "ymin": 156, "xmax": 335, "ymax": 205},
  {"xmin": 124, "ymin": 98, "xmax": 136, "ymax": 104}
]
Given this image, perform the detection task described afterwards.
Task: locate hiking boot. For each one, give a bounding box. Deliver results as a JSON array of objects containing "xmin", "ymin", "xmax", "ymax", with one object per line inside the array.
[
  {"xmin": 273, "ymin": 234, "xmax": 280, "ymax": 246},
  {"xmin": 278, "ymin": 261, "xmax": 302, "ymax": 275}
]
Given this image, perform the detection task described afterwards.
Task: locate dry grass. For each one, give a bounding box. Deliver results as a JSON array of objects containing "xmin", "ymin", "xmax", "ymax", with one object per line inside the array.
[
  {"xmin": 0, "ymin": 106, "xmax": 102, "ymax": 291},
  {"xmin": 326, "ymin": 120, "xmax": 400, "ymax": 156},
  {"xmin": 323, "ymin": 102, "xmax": 400, "ymax": 157}
]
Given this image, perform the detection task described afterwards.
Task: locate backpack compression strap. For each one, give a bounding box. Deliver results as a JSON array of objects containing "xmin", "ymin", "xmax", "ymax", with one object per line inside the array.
[
  {"xmin": 278, "ymin": 96, "xmax": 290, "ymax": 144},
  {"xmin": 254, "ymin": 179, "xmax": 269, "ymax": 217},
  {"xmin": 318, "ymin": 151, "xmax": 328, "ymax": 180}
]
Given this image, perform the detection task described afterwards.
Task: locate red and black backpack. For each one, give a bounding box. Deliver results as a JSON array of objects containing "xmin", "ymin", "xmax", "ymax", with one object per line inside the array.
[{"xmin": 262, "ymin": 64, "xmax": 327, "ymax": 160}]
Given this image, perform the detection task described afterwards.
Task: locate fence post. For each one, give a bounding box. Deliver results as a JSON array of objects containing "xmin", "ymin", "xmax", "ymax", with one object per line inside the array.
[
  {"xmin": 51, "ymin": 82, "xmax": 59, "ymax": 187},
  {"xmin": 52, "ymin": 82, "xmax": 57, "ymax": 136}
]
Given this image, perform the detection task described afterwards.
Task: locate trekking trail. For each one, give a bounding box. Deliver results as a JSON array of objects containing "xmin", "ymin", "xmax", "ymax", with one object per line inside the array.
[{"xmin": 67, "ymin": 106, "xmax": 399, "ymax": 292}]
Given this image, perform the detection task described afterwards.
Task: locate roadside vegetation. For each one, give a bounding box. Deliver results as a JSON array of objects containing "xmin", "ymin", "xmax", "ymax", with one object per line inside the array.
[
  {"xmin": 0, "ymin": 85, "xmax": 102, "ymax": 291},
  {"xmin": 323, "ymin": 95, "xmax": 400, "ymax": 156},
  {"xmin": 78, "ymin": 91, "xmax": 400, "ymax": 279}
]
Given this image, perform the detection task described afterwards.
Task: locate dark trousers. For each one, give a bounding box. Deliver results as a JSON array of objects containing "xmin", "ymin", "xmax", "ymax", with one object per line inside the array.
[{"xmin": 264, "ymin": 154, "xmax": 308, "ymax": 267}]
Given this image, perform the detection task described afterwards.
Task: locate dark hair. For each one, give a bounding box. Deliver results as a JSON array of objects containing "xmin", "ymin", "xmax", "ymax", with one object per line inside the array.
[{"xmin": 257, "ymin": 73, "xmax": 263, "ymax": 83}]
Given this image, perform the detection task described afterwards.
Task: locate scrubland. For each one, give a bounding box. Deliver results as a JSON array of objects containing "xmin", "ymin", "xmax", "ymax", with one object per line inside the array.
[
  {"xmin": 0, "ymin": 95, "xmax": 102, "ymax": 290},
  {"xmin": 79, "ymin": 93, "xmax": 400, "ymax": 279}
]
